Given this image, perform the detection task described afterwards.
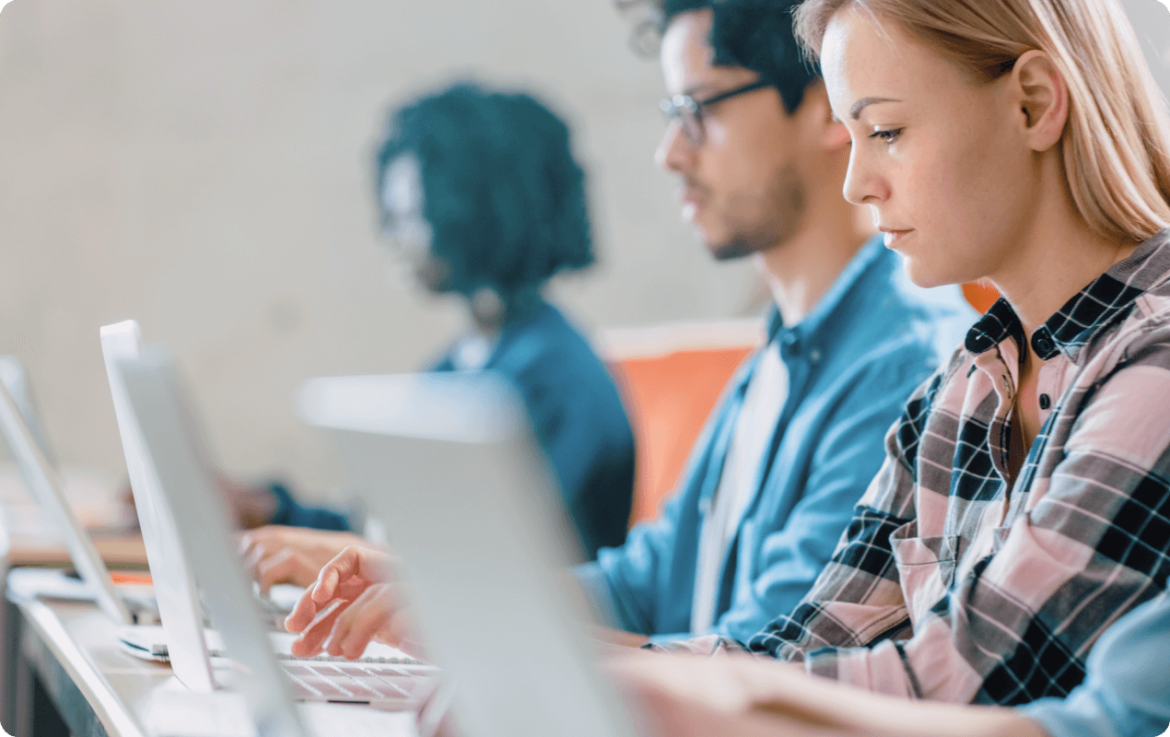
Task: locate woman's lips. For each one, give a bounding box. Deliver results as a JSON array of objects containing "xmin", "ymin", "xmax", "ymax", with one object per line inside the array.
[{"xmin": 880, "ymin": 228, "xmax": 913, "ymax": 248}]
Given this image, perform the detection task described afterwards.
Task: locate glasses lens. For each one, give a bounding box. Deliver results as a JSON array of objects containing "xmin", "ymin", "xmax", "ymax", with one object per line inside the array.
[
  {"xmin": 660, "ymin": 96, "xmax": 703, "ymax": 144},
  {"xmin": 679, "ymin": 106, "xmax": 703, "ymax": 144}
]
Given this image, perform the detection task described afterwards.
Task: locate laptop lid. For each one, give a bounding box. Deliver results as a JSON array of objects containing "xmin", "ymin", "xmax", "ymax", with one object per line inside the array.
[
  {"xmin": 117, "ymin": 348, "xmax": 309, "ymax": 737},
  {"xmin": 0, "ymin": 358, "xmax": 132, "ymax": 625},
  {"xmin": 297, "ymin": 373, "xmax": 639, "ymax": 737},
  {"xmin": 100, "ymin": 320, "xmax": 216, "ymax": 692}
]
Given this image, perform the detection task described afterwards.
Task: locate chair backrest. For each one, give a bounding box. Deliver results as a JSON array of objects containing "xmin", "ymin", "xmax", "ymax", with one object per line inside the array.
[
  {"xmin": 599, "ymin": 320, "xmax": 762, "ymax": 527},
  {"xmin": 962, "ymin": 282, "xmax": 1000, "ymax": 313}
]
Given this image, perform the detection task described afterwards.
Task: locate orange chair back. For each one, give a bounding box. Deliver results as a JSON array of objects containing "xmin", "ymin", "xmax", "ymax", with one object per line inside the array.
[
  {"xmin": 613, "ymin": 346, "xmax": 754, "ymax": 526},
  {"xmin": 962, "ymin": 282, "xmax": 999, "ymax": 313}
]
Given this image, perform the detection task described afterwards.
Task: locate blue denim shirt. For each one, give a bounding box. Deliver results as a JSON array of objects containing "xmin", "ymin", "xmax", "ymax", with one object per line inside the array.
[
  {"xmin": 433, "ymin": 301, "xmax": 635, "ymax": 560},
  {"xmin": 1023, "ymin": 592, "xmax": 1170, "ymax": 737},
  {"xmin": 275, "ymin": 300, "xmax": 636, "ymax": 561},
  {"xmin": 574, "ymin": 236, "xmax": 978, "ymax": 643}
]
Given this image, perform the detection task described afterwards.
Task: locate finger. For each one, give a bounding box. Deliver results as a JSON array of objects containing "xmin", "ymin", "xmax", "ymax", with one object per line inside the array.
[
  {"xmin": 285, "ymin": 582, "xmax": 324, "ymax": 633},
  {"xmin": 312, "ymin": 547, "xmax": 368, "ymax": 604},
  {"xmin": 328, "ymin": 585, "xmax": 393, "ymax": 658},
  {"xmin": 240, "ymin": 544, "xmax": 268, "ymax": 584},
  {"xmin": 287, "ymin": 573, "xmax": 372, "ymax": 633},
  {"xmin": 254, "ymin": 548, "xmax": 295, "ymax": 593},
  {"xmin": 341, "ymin": 593, "xmax": 398, "ymax": 660},
  {"xmin": 335, "ymin": 577, "xmax": 373, "ymax": 601},
  {"xmin": 237, "ymin": 526, "xmax": 277, "ymax": 557},
  {"xmin": 257, "ymin": 550, "xmax": 317, "ymax": 591},
  {"xmin": 290, "ymin": 599, "xmax": 350, "ymax": 657}
]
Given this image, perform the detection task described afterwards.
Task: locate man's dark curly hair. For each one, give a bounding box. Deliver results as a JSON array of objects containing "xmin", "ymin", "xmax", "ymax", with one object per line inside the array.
[
  {"xmin": 620, "ymin": 0, "xmax": 818, "ymax": 115},
  {"xmin": 374, "ymin": 82, "xmax": 594, "ymax": 304}
]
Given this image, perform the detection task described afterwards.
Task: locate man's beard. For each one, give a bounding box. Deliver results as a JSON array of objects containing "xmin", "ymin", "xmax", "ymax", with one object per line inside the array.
[{"xmin": 707, "ymin": 163, "xmax": 806, "ymax": 261}]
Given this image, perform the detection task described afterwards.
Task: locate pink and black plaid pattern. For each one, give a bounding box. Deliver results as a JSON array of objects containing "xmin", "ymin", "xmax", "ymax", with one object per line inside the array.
[{"xmin": 745, "ymin": 230, "xmax": 1170, "ymax": 706}]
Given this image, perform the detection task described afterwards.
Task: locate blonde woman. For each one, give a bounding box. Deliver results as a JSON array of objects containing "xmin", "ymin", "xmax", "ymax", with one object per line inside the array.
[{"xmin": 641, "ymin": 0, "xmax": 1170, "ymax": 714}]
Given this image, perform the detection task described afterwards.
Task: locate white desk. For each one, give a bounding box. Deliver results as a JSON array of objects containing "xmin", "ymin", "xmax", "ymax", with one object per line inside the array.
[
  {"xmin": 0, "ymin": 584, "xmax": 421, "ymax": 737},
  {"xmin": 2, "ymin": 592, "xmax": 162, "ymax": 737}
]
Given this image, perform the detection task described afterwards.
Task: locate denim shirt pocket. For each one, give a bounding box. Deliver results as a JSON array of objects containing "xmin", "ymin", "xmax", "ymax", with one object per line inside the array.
[{"xmin": 890, "ymin": 525, "xmax": 963, "ymax": 625}]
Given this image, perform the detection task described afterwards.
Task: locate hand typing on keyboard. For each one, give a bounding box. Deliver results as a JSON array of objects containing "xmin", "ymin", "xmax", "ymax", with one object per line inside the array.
[
  {"xmin": 284, "ymin": 546, "xmax": 423, "ymax": 661},
  {"xmin": 239, "ymin": 526, "xmax": 375, "ymax": 592}
]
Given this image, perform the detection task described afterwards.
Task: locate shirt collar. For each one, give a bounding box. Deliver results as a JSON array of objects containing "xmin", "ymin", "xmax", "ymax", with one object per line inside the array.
[
  {"xmin": 965, "ymin": 228, "xmax": 1170, "ymax": 361},
  {"xmin": 765, "ymin": 234, "xmax": 889, "ymax": 347}
]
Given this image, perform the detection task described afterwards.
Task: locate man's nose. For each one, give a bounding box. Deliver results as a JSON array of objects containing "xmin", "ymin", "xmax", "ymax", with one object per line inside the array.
[{"xmin": 655, "ymin": 120, "xmax": 694, "ymax": 173}]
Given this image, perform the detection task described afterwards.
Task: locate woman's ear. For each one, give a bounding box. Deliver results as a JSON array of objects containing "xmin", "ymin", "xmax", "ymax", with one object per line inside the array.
[{"xmin": 1011, "ymin": 50, "xmax": 1069, "ymax": 152}]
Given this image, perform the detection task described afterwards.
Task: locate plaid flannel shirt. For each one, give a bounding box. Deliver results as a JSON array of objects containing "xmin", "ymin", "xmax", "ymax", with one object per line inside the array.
[{"xmin": 742, "ymin": 229, "xmax": 1170, "ymax": 705}]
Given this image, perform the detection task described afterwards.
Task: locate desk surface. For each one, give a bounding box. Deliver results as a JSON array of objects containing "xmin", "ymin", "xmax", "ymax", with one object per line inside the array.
[
  {"xmin": 9, "ymin": 534, "xmax": 148, "ymax": 570},
  {"xmin": 6, "ymin": 587, "xmax": 420, "ymax": 737},
  {"xmin": 13, "ymin": 594, "xmax": 169, "ymax": 737}
]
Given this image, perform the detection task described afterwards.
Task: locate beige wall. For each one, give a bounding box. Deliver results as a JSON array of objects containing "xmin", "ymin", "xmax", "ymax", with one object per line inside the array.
[
  {"xmin": 0, "ymin": 0, "xmax": 762, "ymax": 495},
  {"xmin": 0, "ymin": 0, "xmax": 1166, "ymax": 498}
]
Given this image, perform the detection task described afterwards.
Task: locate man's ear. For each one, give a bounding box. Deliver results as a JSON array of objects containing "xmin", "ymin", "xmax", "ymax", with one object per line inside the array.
[
  {"xmin": 798, "ymin": 81, "xmax": 851, "ymax": 150},
  {"xmin": 1011, "ymin": 50, "xmax": 1069, "ymax": 152}
]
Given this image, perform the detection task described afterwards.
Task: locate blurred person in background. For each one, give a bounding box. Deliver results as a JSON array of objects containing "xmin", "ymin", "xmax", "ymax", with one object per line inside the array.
[
  {"xmin": 239, "ymin": 82, "xmax": 636, "ymax": 579},
  {"xmin": 278, "ymin": 0, "xmax": 977, "ymax": 660}
]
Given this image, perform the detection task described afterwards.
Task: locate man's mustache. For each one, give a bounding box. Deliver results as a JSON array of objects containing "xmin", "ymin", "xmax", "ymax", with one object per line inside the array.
[{"xmin": 681, "ymin": 176, "xmax": 712, "ymax": 200}]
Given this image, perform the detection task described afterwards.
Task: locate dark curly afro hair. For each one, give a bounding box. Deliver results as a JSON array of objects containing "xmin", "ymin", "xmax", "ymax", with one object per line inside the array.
[{"xmin": 374, "ymin": 82, "xmax": 594, "ymax": 304}]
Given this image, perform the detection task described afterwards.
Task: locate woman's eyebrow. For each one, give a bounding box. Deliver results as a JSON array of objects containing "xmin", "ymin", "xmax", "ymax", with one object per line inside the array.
[{"xmin": 850, "ymin": 97, "xmax": 902, "ymax": 119}]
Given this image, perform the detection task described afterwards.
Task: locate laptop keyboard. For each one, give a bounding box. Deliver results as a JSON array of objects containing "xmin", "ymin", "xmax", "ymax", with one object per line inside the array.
[
  {"xmin": 281, "ymin": 663, "xmax": 427, "ymax": 703},
  {"xmin": 274, "ymin": 650, "xmax": 424, "ymax": 666}
]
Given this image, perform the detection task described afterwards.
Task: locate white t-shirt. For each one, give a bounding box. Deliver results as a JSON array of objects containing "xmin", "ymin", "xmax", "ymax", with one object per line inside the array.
[{"xmin": 690, "ymin": 342, "xmax": 789, "ymax": 635}]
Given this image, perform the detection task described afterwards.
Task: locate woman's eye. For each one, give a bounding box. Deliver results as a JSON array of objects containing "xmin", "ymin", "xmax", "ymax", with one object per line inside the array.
[{"xmin": 869, "ymin": 128, "xmax": 903, "ymax": 144}]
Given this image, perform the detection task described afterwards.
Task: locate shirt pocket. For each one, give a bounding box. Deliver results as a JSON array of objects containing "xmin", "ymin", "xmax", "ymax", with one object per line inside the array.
[{"xmin": 890, "ymin": 529, "xmax": 963, "ymax": 625}]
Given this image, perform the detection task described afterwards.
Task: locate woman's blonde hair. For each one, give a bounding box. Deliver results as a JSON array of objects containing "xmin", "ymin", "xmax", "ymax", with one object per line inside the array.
[{"xmin": 793, "ymin": 0, "xmax": 1170, "ymax": 244}]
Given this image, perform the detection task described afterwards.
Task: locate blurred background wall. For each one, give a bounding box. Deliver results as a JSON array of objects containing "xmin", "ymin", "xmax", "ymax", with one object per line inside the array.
[{"xmin": 0, "ymin": 0, "xmax": 1165, "ymax": 499}]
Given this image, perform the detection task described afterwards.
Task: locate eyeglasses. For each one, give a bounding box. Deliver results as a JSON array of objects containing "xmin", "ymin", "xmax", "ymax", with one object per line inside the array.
[{"xmin": 659, "ymin": 80, "xmax": 774, "ymax": 145}]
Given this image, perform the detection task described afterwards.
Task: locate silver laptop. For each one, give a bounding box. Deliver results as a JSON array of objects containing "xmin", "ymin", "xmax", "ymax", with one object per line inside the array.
[
  {"xmin": 103, "ymin": 332, "xmax": 437, "ymax": 709},
  {"xmin": 116, "ymin": 352, "xmax": 442, "ymax": 737},
  {"xmin": 0, "ymin": 356, "xmax": 148, "ymax": 626},
  {"xmin": 101, "ymin": 320, "xmax": 219, "ymax": 691},
  {"xmin": 297, "ymin": 372, "xmax": 640, "ymax": 737}
]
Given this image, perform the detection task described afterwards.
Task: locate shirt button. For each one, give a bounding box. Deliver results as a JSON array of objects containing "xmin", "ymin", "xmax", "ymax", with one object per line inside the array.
[
  {"xmin": 1039, "ymin": 393, "xmax": 1051, "ymax": 411},
  {"xmin": 781, "ymin": 333, "xmax": 800, "ymax": 355},
  {"xmin": 809, "ymin": 348, "xmax": 822, "ymax": 363},
  {"xmin": 1033, "ymin": 334, "xmax": 1055, "ymax": 356}
]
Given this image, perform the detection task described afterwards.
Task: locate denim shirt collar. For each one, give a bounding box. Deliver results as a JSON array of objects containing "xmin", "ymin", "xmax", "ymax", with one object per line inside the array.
[{"xmin": 766, "ymin": 234, "xmax": 890, "ymax": 359}]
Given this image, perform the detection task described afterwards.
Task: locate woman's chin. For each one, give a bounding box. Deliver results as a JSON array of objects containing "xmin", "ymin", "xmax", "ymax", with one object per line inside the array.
[{"xmin": 900, "ymin": 257, "xmax": 967, "ymax": 290}]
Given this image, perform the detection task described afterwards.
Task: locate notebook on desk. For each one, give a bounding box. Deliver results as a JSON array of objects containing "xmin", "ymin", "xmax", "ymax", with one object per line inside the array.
[
  {"xmin": 0, "ymin": 355, "xmax": 157, "ymax": 626},
  {"xmin": 102, "ymin": 323, "xmax": 437, "ymax": 711},
  {"xmin": 298, "ymin": 372, "xmax": 641, "ymax": 737}
]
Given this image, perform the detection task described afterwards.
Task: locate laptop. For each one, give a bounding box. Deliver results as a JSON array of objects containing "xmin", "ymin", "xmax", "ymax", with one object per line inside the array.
[
  {"xmin": 114, "ymin": 354, "xmax": 435, "ymax": 737},
  {"xmin": 100, "ymin": 320, "xmax": 220, "ymax": 691},
  {"xmin": 297, "ymin": 372, "xmax": 641, "ymax": 737},
  {"xmin": 103, "ymin": 332, "xmax": 437, "ymax": 709},
  {"xmin": 0, "ymin": 356, "xmax": 155, "ymax": 626}
]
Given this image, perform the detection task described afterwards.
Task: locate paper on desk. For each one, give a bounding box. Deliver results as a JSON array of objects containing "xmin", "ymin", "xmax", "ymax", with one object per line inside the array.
[{"xmin": 141, "ymin": 692, "xmax": 417, "ymax": 737}]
